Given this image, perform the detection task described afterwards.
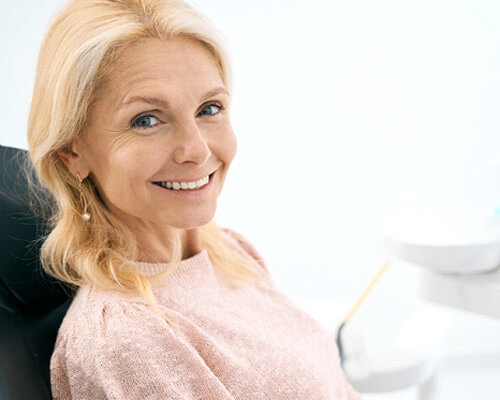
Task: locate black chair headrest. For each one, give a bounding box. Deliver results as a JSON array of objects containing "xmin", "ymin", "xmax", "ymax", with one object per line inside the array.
[{"xmin": 0, "ymin": 145, "xmax": 73, "ymax": 315}]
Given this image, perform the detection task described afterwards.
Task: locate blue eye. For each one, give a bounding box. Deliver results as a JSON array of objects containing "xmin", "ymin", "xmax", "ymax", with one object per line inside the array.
[
  {"xmin": 199, "ymin": 103, "xmax": 223, "ymax": 116},
  {"xmin": 131, "ymin": 115, "xmax": 160, "ymax": 129}
]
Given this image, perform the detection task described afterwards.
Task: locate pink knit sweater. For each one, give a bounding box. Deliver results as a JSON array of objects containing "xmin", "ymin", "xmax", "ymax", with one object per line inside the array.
[{"xmin": 50, "ymin": 226, "xmax": 363, "ymax": 399}]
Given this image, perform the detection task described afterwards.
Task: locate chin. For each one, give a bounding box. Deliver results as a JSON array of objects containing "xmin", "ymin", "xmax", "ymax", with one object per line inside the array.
[{"xmin": 169, "ymin": 210, "xmax": 216, "ymax": 230}]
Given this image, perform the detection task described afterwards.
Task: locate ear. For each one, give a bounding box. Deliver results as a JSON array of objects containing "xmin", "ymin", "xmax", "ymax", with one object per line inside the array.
[{"xmin": 56, "ymin": 141, "xmax": 90, "ymax": 179}]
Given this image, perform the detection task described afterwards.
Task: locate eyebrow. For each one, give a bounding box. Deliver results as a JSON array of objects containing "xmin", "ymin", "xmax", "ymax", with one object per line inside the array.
[{"xmin": 118, "ymin": 86, "xmax": 229, "ymax": 110}]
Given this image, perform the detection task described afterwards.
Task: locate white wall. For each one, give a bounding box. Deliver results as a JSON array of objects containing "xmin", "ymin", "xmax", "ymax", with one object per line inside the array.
[{"xmin": 2, "ymin": 1, "xmax": 500, "ymax": 396}]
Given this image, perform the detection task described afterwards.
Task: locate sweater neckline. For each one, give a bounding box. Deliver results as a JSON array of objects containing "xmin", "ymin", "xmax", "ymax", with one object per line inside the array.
[{"xmin": 133, "ymin": 248, "xmax": 215, "ymax": 287}]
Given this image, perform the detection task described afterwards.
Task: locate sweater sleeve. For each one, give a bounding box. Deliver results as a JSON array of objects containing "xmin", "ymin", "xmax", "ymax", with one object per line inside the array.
[{"xmin": 50, "ymin": 298, "xmax": 235, "ymax": 400}]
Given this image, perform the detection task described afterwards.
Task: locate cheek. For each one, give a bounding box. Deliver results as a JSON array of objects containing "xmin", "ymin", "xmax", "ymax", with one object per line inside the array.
[
  {"xmin": 115, "ymin": 147, "xmax": 168, "ymax": 193},
  {"xmin": 229, "ymin": 132, "xmax": 237, "ymax": 164},
  {"xmin": 91, "ymin": 141, "xmax": 163, "ymax": 198},
  {"xmin": 214, "ymin": 126, "xmax": 237, "ymax": 164}
]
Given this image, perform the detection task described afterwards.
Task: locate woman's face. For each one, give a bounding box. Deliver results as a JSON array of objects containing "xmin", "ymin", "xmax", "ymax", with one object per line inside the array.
[{"xmin": 62, "ymin": 36, "xmax": 236, "ymax": 237}]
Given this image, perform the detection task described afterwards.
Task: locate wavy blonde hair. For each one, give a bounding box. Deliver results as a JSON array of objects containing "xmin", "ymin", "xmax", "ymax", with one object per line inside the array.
[{"xmin": 26, "ymin": 0, "xmax": 263, "ymax": 329}]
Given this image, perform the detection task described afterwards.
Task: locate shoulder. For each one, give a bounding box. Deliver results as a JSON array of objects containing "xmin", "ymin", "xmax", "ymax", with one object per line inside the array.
[
  {"xmin": 50, "ymin": 286, "xmax": 222, "ymax": 399},
  {"xmin": 58, "ymin": 284, "xmax": 174, "ymax": 335},
  {"xmin": 50, "ymin": 286, "xmax": 192, "ymax": 377},
  {"xmin": 51, "ymin": 285, "xmax": 179, "ymax": 369},
  {"xmin": 219, "ymin": 226, "xmax": 271, "ymax": 277}
]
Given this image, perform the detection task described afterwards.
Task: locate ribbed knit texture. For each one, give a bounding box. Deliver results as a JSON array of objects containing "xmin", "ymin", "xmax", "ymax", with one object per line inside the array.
[{"xmin": 50, "ymin": 227, "xmax": 363, "ymax": 400}]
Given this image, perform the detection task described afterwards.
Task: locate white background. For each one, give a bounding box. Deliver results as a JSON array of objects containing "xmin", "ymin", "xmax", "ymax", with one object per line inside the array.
[{"xmin": 1, "ymin": 1, "xmax": 499, "ymax": 397}]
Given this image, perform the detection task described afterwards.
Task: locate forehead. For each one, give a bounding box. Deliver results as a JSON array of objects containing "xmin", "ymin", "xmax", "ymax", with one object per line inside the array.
[{"xmin": 104, "ymin": 36, "xmax": 223, "ymax": 104}]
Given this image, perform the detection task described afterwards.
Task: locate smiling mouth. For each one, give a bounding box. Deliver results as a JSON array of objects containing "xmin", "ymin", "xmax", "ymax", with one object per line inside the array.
[{"xmin": 152, "ymin": 171, "xmax": 215, "ymax": 191}]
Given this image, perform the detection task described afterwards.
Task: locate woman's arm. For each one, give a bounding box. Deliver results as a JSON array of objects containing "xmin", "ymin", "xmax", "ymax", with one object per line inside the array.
[{"xmin": 50, "ymin": 299, "xmax": 236, "ymax": 400}]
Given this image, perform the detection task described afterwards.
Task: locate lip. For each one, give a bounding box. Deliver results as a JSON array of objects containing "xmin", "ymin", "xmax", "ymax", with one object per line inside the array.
[{"xmin": 151, "ymin": 171, "xmax": 216, "ymax": 197}]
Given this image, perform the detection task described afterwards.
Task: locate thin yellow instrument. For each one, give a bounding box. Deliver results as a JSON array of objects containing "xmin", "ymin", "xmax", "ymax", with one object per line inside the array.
[
  {"xmin": 343, "ymin": 260, "xmax": 391, "ymax": 324},
  {"xmin": 336, "ymin": 260, "xmax": 390, "ymax": 366}
]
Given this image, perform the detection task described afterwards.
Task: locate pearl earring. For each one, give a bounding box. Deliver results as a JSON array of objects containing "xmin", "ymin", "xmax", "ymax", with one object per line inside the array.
[{"xmin": 76, "ymin": 172, "xmax": 91, "ymax": 221}]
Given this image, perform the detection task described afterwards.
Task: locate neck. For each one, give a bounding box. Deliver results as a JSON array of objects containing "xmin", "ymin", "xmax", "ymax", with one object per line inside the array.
[
  {"xmin": 181, "ymin": 228, "xmax": 202, "ymax": 259},
  {"xmin": 135, "ymin": 227, "xmax": 202, "ymax": 263}
]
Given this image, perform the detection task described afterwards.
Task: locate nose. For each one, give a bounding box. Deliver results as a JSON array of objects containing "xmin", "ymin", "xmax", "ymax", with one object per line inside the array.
[{"xmin": 172, "ymin": 120, "xmax": 210, "ymax": 166}]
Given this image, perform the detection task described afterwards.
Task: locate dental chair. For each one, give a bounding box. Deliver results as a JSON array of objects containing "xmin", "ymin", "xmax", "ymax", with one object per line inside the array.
[{"xmin": 0, "ymin": 144, "xmax": 73, "ymax": 400}]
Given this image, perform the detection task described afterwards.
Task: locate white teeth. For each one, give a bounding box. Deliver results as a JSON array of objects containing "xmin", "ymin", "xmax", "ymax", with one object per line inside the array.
[
  {"xmin": 196, "ymin": 177, "xmax": 205, "ymax": 187},
  {"xmin": 156, "ymin": 175, "xmax": 210, "ymax": 190}
]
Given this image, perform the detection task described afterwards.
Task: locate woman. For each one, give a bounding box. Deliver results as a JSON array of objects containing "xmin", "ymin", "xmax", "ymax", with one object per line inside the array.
[{"xmin": 27, "ymin": 0, "xmax": 363, "ymax": 399}]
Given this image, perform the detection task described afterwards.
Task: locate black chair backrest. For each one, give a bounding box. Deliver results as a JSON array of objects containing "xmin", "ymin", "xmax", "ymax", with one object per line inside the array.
[{"xmin": 0, "ymin": 145, "xmax": 73, "ymax": 400}]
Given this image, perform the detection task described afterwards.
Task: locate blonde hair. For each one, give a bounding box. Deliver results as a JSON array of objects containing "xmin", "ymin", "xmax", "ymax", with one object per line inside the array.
[{"xmin": 26, "ymin": 0, "xmax": 263, "ymax": 329}]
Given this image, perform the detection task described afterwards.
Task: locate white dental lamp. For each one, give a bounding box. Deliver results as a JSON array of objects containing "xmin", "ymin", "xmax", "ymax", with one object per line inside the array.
[{"xmin": 299, "ymin": 206, "xmax": 500, "ymax": 399}]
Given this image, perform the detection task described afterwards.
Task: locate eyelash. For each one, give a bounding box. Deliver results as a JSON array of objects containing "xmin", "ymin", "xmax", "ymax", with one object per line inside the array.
[{"xmin": 130, "ymin": 102, "xmax": 225, "ymax": 130}]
